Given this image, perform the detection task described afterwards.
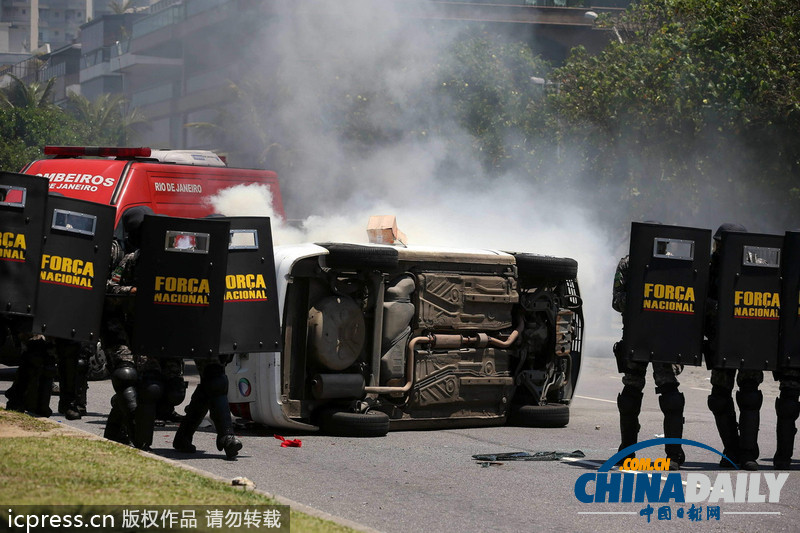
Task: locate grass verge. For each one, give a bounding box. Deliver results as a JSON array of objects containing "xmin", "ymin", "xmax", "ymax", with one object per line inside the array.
[{"xmin": 0, "ymin": 408, "xmax": 356, "ymax": 532}]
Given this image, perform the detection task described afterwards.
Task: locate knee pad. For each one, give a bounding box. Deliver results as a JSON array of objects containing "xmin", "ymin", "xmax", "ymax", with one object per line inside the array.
[
  {"xmin": 111, "ymin": 364, "xmax": 138, "ymax": 393},
  {"xmin": 617, "ymin": 387, "xmax": 643, "ymax": 416},
  {"xmin": 736, "ymin": 389, "xmax": 763, "ymax": 411},
  {"xmin": 659, "ymin": 390, "xmax": 685, "ymax": 415},
  {"xmin": 776, "ymin": 395, "xmax": 800, "ymax": 420},
  {"xmin": 708, "ymin": 390, "xmax": 734, "ymax": 414},
  {"xmin": 203, "ymin": 367, "xmax": 229, "ymax": 397}
]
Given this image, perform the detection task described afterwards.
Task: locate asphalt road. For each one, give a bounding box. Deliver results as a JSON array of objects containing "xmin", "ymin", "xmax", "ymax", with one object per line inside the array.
[{"xmin": 3, "ymin": 337, "xmax": 799, "ymax": 532}]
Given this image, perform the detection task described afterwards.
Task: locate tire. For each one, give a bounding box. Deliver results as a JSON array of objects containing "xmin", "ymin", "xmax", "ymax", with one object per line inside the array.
[
  {"xmin": 319, "ymin": 409, "xmax": 390, "ymax": 437},
  {"xmin": 508, "ymin": 403, "xmax": 570, "ymax": 428},
  {"xmin": 87, "ymin": 344, "xmax": 110, "ymax": 381},
  {"xmin": 318, "ymin": 243, "xmax": 399, "ymax": 270},
  {"xmin": 512, "ymin": 253, "xmax": 578, "ymax": 286}
]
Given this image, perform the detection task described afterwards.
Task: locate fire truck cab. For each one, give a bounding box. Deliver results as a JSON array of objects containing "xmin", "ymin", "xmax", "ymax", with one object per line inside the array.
[{"xmin": 21, "ymin": 146, "xmax": 284, "ymax": 225}]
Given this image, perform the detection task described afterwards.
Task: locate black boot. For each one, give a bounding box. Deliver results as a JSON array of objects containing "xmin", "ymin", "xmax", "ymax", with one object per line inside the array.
[
  {"xmin": 617, "ymin": 385, "xmax": 643, "ymax": 465},
  {"xmin": 737, "ymin": 387, "xmax": 762, "ymax": 471},
  {"xmin": 57, "ymin": 343, "xmax": 81, "ymax": 420},
  {"xmin": 658, "ymin": 384, "xmax": 685, "ymax": 470},
  {"xmin": 205, "ymin": 364, "xmax": 242, "ymax": 460},
  {"xmin": 708, "ymin": 386, "xmax": 739, "ymax": 468}
]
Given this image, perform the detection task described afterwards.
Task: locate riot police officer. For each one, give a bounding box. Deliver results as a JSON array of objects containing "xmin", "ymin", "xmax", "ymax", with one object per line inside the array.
[
  {"xmin": 613, "ymin": 251, "xmax": 686, "ymax": 469},
  {"xmin": 102, "ymin": 206, "xmax": 154, "ymax": 445},
  {"xmin": 706, "ymin": 223, "xmax": 763, "ymax": 471},
  {"xmin": 173, "ymin": 356, "xmax": 243, "ymax": 460}
]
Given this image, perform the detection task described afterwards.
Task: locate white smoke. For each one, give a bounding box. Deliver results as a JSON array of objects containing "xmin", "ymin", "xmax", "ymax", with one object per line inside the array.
[{"xmin": 207, "ymin": 1, "xmax": 621, "ymax": 348}]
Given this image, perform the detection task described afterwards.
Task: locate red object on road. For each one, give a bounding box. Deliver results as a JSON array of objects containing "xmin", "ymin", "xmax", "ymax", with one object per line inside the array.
[{"xmin": 274, "ymin": 434, "xmax": 302, "ymax": 448}]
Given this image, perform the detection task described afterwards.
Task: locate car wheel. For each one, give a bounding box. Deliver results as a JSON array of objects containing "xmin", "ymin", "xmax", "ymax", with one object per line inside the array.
[
  {"xmin": 318, "ymin": 243, "xmax": 399, "ymax": 270},
  {"xmin": 87, "ymin": 344, "xmax": 110, "ymax": 381},
  {"xmin": 512, "ymin": 253, "xmax": 578, "ymax": 286},
  {"xmin": 319, "ymin": 409, "xmax": 390, "ymax": 437},
  {"xmin": 508, "ymin": 403, "xmax": 570, "ymax": 428}
]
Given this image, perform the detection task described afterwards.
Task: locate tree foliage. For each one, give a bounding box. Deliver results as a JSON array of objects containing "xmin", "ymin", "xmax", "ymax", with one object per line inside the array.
[
  {"xmin": 0, "ymin": 107, "xmax": 84, "ymax": 172},
  {"xmin": 0, "ymin": 74, "xmax": 57, "ymax": 110},
  {"xmin": 552, "ymin": 0, "xmax": 800, "ymax": 231},
  {"xmin": 0, "ymin": 78, "xmax": 148, "ymax": 172},
  {"xmin": 65, "ymin": 92, "xmax": 148, "ymax": 146}
]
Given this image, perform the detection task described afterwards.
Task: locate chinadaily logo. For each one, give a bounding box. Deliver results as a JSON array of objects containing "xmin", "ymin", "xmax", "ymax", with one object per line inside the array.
[{"xmin": 574, "ymin": 439, "xmax": 788, "ymax": 523}]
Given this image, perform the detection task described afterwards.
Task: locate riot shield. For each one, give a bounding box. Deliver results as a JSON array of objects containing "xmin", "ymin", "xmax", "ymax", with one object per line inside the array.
[
  {"xmin": 0, "ymin": 173, "xmax": 48, "ymax": 317},
  {"xmin": 623, "ymin": 222, "xmax": 711, "ymax": 366},
  {"xmin": 778, "ymin": 231, "xmax": 800, "ymax": 368},
  {"xmin": 708, "ymin": 231, "xmax": 783, "ymax": 370},
  {"xmin": 219, "ymin": 217, "xmax": 281, "ymax": 354},
  {"xmin": 132, "ymin": 215, "xmax": 229, "ymax": 358},
  {"xmin": 31, "ymin": 196, "xmax": 115, "ymax": 341}
]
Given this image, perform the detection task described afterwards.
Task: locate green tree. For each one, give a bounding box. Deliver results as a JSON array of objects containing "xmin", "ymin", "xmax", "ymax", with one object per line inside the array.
[
  {"xmin": 65, "ymin": 92, "xmax": 149, "ymax": 145},
  {"xmin": 552, "ymin": 0, "xmax": 800, "ymax": 230},
  {"xmin": 0, "ymin": 106, "xmax": 85, "ymax": 172}
]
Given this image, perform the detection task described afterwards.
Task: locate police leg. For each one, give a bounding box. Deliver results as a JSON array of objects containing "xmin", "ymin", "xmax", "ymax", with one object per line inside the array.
[
  {"xmin": 774, "ymin": 389, "xmax": 800, "ymax": 470},
  {"xmin": 736, "ymin": 372, "xmax": 764, "ymax": 471},
  {"xmin": 32, "ymin": 339, "xmax": 55, "ymax": 417},
  {"xmin": 134, "ymin": 363, "xmax": 164, "ymax": 451},
  {"xmin": 173, "ymin": 371, "xmax": 211, "ymax": 454},
  {"xmin": 5, "ymin": 356, "xmax": 31, "ymax": 411},
  {"xmin": 708, "ymin": 369, "xmax": 739, "ymax": 467},
  {"xmin": 75, "ymin": 342, "xmax": 90, "ymax": 416},
  {"xmin": 655, "ymin": 364, "xmax": 685, "ymax": 469},
  {"xmin": 56, "ymin": 340, "xmax": 81, "ymax": 420},
  {"xmin": 617, "ymin": 362, "xmax": 646, "ymax": 463},
  {"xmin": 157, "ymin": 359, "xmax": 186, "ymax": 423},
  {"xmin": 105, "ymin": 358, "xmax": 138, "ymax": 445},
  {"xmin": 204, "ymin": 363, "xmax": 242, "ymax": 460}
]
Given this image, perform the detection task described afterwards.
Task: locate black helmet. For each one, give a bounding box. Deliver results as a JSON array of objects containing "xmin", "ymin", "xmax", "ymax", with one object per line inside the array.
[
  {"xmin": 121, "ymin": 206, "xmax": 155, "ymax": 250},
  {"xmin": 714, "ymin": 223, "xmax": 747, "ymax": 241}
]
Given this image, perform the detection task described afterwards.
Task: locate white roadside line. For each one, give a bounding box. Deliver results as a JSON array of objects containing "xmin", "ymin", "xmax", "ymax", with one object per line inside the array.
[{"xmin": 574, "ymin": 394, "xmax": 616, "ymax": 404}]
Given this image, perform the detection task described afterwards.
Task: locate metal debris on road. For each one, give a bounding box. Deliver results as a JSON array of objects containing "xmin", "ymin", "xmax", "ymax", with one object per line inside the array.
[{"xmin": 472, "ymin": 450, "xmax": 585, "ymax": 462}]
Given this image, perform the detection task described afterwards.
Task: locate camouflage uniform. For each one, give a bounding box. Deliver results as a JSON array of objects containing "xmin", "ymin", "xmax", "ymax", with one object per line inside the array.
[{"xmin": 613, "ymin": 255, "xmax": 685, "ymax": 467}]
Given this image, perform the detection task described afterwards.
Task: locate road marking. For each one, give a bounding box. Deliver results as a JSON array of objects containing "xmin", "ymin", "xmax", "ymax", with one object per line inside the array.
[
  {"xmin": 575, "ymin": 395, "xmax": 616, "ymax": 404},
  {"xmin": 577, "ymin": 512, "xmax": 637, "ymax": 515},
  {"xmin": 690, "ymin": 387, "xmax": 711, "ymax": 392},
  {"xmin": 723, "ymin": 512, "xmax": 781, "ymax": 515}
]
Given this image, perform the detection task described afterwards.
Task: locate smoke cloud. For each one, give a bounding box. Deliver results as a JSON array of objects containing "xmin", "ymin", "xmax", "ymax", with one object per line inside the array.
[{"xmin": 208, "ymin": 1, "xmax": 621, "ymax": 347}]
